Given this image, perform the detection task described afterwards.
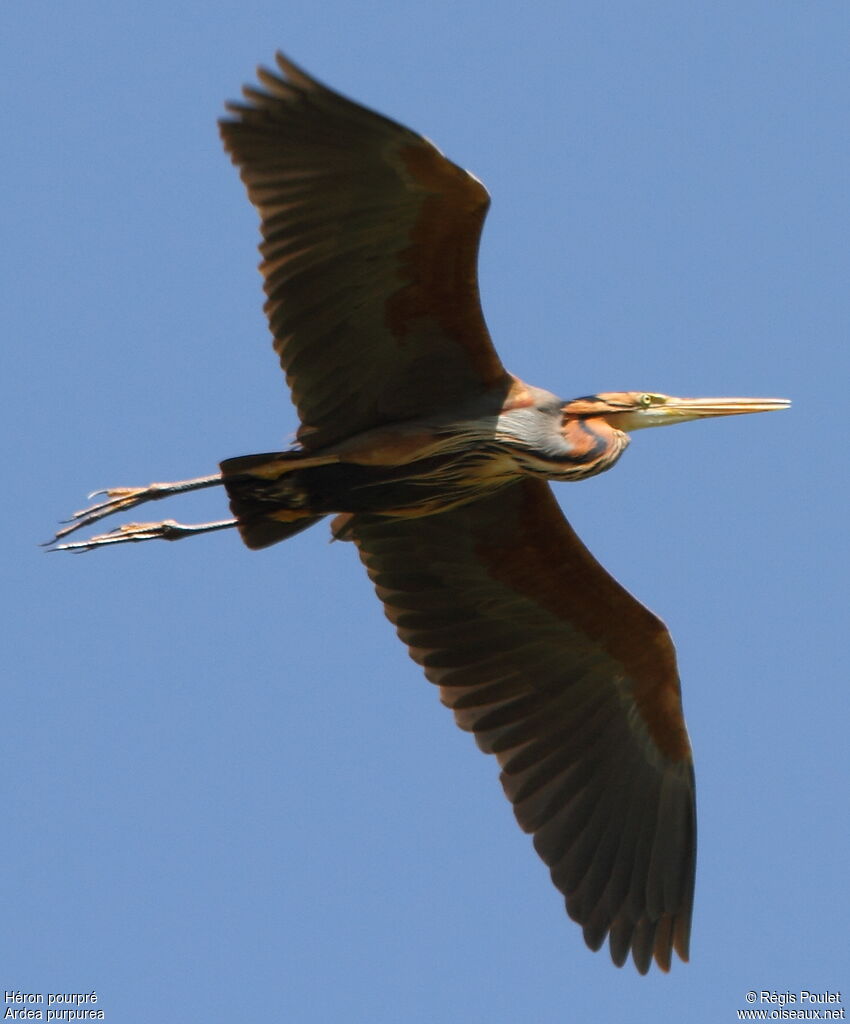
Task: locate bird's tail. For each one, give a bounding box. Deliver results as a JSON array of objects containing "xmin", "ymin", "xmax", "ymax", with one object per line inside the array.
[
  {"xmin": 221, "ymin": 446, "xmax": 458, "ymax": 549},
  {"xmin": 220, "ymin": 450, "xmax": 327, "ymax": 550}
]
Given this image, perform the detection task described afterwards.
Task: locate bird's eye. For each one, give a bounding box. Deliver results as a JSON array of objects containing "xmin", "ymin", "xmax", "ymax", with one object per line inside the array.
[{"xmin": 639, "ymin": 393, "xmax": 653, "ymax": 407}]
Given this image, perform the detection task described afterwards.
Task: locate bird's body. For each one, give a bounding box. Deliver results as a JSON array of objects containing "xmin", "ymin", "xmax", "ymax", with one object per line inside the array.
[
  {"xmin": 53, "ymin": 52, "xmax": 789, "ymax": 974},
  {"xmin": 219, "ymin": 378, "xmax": 633, "ymax": 546}
]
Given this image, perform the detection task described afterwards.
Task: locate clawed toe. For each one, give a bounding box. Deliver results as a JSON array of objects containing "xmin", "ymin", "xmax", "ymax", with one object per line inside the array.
[{"xmin": 54, "ymin": 486, "xmax": 160, "ymax": 541}]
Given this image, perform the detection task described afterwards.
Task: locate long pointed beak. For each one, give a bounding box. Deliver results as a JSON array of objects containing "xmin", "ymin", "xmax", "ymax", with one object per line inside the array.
[
  {"xmin": 663, "ymin": 396, "xmax": 791, "ymax": 418},
  {"xmin": 622, "ymin": 396, "xmax": 791, "ymax": 431}
]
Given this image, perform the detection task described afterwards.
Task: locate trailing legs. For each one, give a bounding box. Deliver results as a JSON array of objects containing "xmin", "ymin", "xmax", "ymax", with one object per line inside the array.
[{"xmin": 49, "ymin": 473, "xmax": 236, "ymax": 551}]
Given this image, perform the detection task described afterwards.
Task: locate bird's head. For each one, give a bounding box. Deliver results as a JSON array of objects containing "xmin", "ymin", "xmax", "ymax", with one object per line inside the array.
[{"xmin": 561, "ymin": 391, "xmax": 790, "ymax": 432}]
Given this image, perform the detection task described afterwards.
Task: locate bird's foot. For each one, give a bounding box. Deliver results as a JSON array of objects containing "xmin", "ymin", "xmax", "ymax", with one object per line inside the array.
[{"xmin": 48, "ymin": 517, "xmax": 237, "ymax": 551}]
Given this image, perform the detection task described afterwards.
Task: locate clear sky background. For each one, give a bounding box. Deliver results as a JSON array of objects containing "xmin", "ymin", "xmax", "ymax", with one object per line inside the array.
[{"xmin": 4, "ymin": 3, "xmax": 848, "ymax": 1022}]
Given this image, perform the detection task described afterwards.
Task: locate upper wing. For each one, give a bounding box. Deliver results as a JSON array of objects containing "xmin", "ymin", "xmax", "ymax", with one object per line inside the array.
[
  {"xmin": 220, "ymin": 53, "xmax": 509, "ymax": 450},
  {"xmin": 346, "ymin": 478, "xmax": 696, "ymax": 973}
]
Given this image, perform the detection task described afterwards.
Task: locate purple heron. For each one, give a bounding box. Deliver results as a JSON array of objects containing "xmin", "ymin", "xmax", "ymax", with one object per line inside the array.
[{"xmin": 52, "ymin": 53, "xmax": 789, "ymax": 973}]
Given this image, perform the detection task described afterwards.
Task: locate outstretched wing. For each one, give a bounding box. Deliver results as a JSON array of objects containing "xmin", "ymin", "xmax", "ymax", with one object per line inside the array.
[
  {"xmin": 347, "ymin": 478, "xmax": 696, "ymax": 974},
  {"xmin": 220, "ymin": 53, "xmax": 509, "ymax": 450}
]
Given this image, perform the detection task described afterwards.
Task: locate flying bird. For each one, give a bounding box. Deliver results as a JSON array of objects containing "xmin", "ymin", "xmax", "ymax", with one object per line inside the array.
[{"xmin": 52, "ymin": 53, "xmax": 789, "ymax": 973}]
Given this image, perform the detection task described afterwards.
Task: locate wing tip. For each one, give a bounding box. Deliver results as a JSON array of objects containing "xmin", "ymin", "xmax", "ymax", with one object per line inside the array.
[
  {"xmin": 218, "ymin": 50, "xmax": 321, "ymax": 137},
  {"xmin": 273, "ymin": 51, "xmax": 311, "ymax": 87},
  {"xmin": 582, "ymin": 908, "xmax": 690, "ymax": 974}
]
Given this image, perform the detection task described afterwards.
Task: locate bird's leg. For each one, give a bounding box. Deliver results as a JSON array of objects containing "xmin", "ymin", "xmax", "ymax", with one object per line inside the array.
[{"xmin": 48, "ymin": 472, "xmax": 235, "ymax": 551}]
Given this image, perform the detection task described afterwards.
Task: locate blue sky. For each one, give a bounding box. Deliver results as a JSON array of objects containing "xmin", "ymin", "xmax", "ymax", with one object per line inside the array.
[{"xmin": 4, "ymin": 2, "xmax": 848, "ymax": 1022}]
